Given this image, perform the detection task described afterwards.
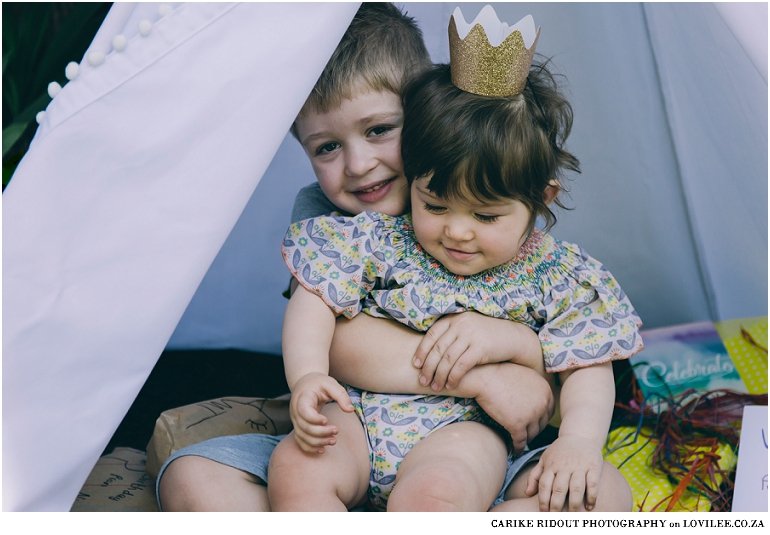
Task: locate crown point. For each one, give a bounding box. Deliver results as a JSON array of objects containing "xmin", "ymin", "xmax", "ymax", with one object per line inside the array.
[
  {"xmin": 449, "ymin": 7, "xmax": 540, "ymax": 97},
  {"xmin": 36, "ymin": 111, "xmax": 46, "ymax": 124}
]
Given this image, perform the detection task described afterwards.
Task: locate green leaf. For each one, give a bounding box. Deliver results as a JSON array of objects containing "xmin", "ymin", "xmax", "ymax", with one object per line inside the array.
[
  {"xmin": 3, "ymin": 148, "xmax": 26, "ymax": 188},
  {"xmin": 2, "ymin": 4, "xmax": 18, "ymax": 56},
  {"xmin": 4, "ymin": 78, "xmax": 21, "ymax": 117},
  {"xmin": 14, "ymin": 6, "xmax": 52, "ymax": 98},
  {"xmin": 1, "ymin": 91, "xmax": 49, "ymax": 159},
  {"xmin": 3, "ymin": 122, "xmax": 30, "ymax": 159},
  {"xmin": 3, "ymin": 49, "xmax": 11, "ymax": 75},
  {"xmin": 15, "ymin": 91, "xmax": 51, "ymax": 124},
  {"xmin": 3, "ymin": 159, "xmax": 20, "ymax": 187}
]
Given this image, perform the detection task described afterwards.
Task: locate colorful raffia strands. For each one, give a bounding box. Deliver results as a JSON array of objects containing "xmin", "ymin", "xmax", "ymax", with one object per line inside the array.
[
  {"xmin": 608, "ymin": 373, "xmax": 767, "ymax": 511},
  {"xmin": 606, "ymin": 317, "xmax": 767, "ymax": 511},
  {"xmin": 605, "ymin": 426, "xmax": 737, "ymax": 511},
  {"xmin": 714, "ymin": 316, "xmax": 768, "ymax": 394}
]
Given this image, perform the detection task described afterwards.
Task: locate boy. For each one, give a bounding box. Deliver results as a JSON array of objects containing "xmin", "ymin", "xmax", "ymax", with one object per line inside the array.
[{"xmin": 158, "ymin": 3, "xmax": 552, "ymax": 512}]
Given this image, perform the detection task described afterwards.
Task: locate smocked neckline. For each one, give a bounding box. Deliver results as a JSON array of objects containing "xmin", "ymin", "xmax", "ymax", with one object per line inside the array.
[{"xmin": 376, "ymin": 213, "xmax": 569, "ymax": 293}]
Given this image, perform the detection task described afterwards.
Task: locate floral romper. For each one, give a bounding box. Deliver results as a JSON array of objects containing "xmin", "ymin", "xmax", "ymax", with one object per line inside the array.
[{"xmin": 282, "ymin": 211, "xmax": 643, "ymax": 510}]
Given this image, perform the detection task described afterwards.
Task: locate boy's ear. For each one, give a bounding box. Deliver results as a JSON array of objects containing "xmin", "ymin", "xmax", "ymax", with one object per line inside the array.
[{"xmin": 543, "ymin": 180, "xmax": 560, "ymax": 205}]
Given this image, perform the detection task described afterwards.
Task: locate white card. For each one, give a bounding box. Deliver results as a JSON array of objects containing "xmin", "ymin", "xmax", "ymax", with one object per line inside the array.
[{"xmin": 732, "ymin": 405, "xmax": 768, "ymax": 511}]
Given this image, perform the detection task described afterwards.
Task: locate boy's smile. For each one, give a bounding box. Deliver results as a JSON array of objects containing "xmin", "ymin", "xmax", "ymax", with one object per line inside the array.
[
  {"xmin": 411, "ymin": 178, "xmax": 532, "ymax": 276},
  {"xmin": 295, "ymin": 90, "xmax": 409, "ymax": 216}
]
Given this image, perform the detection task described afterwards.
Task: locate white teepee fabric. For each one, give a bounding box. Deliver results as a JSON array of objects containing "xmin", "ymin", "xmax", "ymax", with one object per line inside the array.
[
  {"xmin": 2, "ymin": 2, "xmax": 359, "ymax": 512},
  {"xmin": 643, "ymin": 2, "xmax": 768, "ymax": 322}
]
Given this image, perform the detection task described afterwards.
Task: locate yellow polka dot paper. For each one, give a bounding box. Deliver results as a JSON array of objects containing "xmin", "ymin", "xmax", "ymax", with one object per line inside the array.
[{"xmin": 715, "ymin": 316, "xmax": 768, "ymax": 394}]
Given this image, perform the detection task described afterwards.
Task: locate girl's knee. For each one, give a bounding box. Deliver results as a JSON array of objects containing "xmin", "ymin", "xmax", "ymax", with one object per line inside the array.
[
  {"xmin": 266, "ymin": 437, "xmax": 307, "ymax": 491},
  {"xmin": 388, "ymin": 470, "xmax": 462, "ymax": 511},
  {"xmin": 388, "ymin": 423, "xmax": 507, "ymax": 512},
  {"xmin": 268, "ymin": 434, "xmax": 370, "ymax": 510},
  {"xmin": 387, "ymin": 463, "xmax": 486, "ymax": 512}
]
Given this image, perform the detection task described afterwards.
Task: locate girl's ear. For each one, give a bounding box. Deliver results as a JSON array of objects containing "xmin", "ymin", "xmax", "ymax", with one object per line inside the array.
[{"xmin": 543, "ymin": 180, "xmax": 561, "ymax": 205}]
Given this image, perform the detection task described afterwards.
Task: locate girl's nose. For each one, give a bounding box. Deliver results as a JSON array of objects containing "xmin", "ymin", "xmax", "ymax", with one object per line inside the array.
[
  {"xmin": 444, "ymin": 217, "xmax": 473, "ymax": 242},
  {"xmin": 344, "ymin": 143, "xmax": 377, "ymax": 178}
]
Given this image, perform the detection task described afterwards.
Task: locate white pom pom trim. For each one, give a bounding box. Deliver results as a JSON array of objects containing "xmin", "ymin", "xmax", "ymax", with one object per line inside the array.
[
  {"xmin": 158, "ymin": 4, "xmax": 172, "ymax": 16},
  {"xmin": 65, "ymin": 61, "xmax": 80, "ymax": 80},
  {"xmin": 47, "ymin": 81, "xmax": 62, "ymax": 98},
  {"xmin": 87, "ymin": 50, "xmax": 105, "ymax": 66},
  {"xmin": 138, "ymin": 19, "xmax": 152, "ymax": 37},
  {"xmin": 36, "ymin": 111, "xmax": 46, "ymax": 124},
  {"xmin": 112, "ymin": 34, "xmax": 127, "ymax": 52}
]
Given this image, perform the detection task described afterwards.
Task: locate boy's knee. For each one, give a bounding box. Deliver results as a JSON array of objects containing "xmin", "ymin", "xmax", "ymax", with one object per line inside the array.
[
  {"xmin": 159, "ymin": 455, "xmax": 271, "ymax": 512},
  {"xmin": 157, "ymin": 458, "xmax": 188, "ymax": 511},
  {"xmin": 595, "ymin": 461, "xmax": 633, "ymax": 512},
  {"xmin": 158, "ymin": 456, "xmax": 226, "ymax": 511}
]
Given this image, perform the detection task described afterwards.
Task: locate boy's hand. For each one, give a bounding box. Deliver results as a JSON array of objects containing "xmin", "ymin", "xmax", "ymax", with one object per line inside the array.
[
  {"xmin": 525, "ymin": 435, "xmax": 604, "ymax": 511},
  {"xmin": 289, "ymin": 372, "xmax": 355, "ymax": 454},
  {"xmin": 472, "ymin": 364, "xmax": 554, "ymax": 455},
  {"xmin": 414, "ymin": 312, "xmax": 536, "ymax": 391}
]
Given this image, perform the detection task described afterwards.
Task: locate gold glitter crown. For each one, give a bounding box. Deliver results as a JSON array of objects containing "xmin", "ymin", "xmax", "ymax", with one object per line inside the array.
[{"xmin": 449, "ymin": 6, "xmax": 540, "ymax": 97}]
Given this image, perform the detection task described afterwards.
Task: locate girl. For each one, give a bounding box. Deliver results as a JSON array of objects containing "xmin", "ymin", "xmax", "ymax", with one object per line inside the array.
[{"xmin": 269, "ymin": 51, "xmax": 641, "ymax": 511}]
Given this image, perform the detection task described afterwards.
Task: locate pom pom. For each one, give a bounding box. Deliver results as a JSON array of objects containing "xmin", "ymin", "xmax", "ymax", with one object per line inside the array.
[
  {"xmin": 36, "ymin": 111, "xmax": 46, "ymax": 124},
  {"xmin": 65, "ymin": 62, "xmax": 80, "ymax": 81},
  {"xmin": 87, "ymin": 50, "xmax": 105, "ymax": 66},
  {"xmin": 138, "ymin": 19, "xmax": 152, "ymax": 37},
  {"xmin": 47, "ymin": 81, "xmax": 62, "ymax": 98},
  {"xmin": 158, "ymin": 4, "xmax": 172, "ymax": 16},
  {"xmin": 112, "ymin": 34, "xmax": 127, "ymax": 52}
]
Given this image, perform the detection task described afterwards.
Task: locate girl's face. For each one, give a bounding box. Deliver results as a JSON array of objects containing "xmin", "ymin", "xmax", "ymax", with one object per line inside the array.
[{"xmin": 411, "ymin": 177, "xmax": 532, "ymax": 276}]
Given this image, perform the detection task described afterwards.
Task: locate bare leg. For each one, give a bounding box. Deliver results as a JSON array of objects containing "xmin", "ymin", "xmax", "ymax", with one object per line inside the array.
[
  {"xmin": 159, "ymin": 456, "xmax": 271, "ymax": 511},
  {"xmin": 387, "ymin": 421, "xmax": 508, "ymax": 512},
  {"xmin": 267, "ymin": 403, "xmax": 371, "ymax": 511},
  {"xmin": 489, "ymin": 460, "xmax": 632, "ymax": 512}
]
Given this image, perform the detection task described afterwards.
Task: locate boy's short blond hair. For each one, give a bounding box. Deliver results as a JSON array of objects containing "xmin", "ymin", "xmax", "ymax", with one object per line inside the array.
[{"xmin": 291, "ymin": 3, "xmax": 430, "ymax": 137}]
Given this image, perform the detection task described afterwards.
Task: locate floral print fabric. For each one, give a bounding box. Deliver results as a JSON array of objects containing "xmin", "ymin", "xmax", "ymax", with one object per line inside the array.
[
  {"xmin": 346, "ymin": 385, "xmax": 489, "ymax": 511},
  {"xmin": 282, "ymin": 211, "xmax": 643, "ymax": 373}
]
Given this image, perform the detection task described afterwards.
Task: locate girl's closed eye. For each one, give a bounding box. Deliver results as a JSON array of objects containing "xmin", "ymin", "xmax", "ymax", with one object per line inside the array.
[
  {"xmin": 423, "ymin": 203, "xmax": 446, "ymax": 213},
  {"xmin": 475, "ymin": 213, "xmax": 500, "ymax": 223}
]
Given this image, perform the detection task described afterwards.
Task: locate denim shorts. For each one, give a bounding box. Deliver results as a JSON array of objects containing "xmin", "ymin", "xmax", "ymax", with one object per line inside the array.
[{"xmin": 155, "ymin": 433, "xmax": 545, "ymax": 510}]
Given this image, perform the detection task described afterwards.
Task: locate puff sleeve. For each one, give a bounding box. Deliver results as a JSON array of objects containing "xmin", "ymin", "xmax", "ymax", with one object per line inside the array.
[
  {"xmin": 281, "ymin": 212, "xmax": 390, "ymax": 318},
  {"xmin": 538, "ymin": 243, "xmax": 643, "ymax": 374}
]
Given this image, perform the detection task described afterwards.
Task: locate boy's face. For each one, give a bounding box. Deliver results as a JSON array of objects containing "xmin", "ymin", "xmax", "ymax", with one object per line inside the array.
[
  {"xmin": 411, "ymin": 177, "xmax": 531, "ymax": 276},
  {"xmin": 294, "ymin": 90, "xmax": 409, "ymax": 216}
]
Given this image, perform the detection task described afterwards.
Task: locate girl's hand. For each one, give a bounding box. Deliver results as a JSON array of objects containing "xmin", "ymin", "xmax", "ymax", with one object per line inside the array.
[
  {"xmin": 413, "ymin": 312, "xmax": 540, "ymax": 390},
  {"xmin": 525, "ymin": 435, "xmax": 604, "ymax": 511},
  {"xmin": 289, "ymin": 372, "xmax": 355, "ymax": 454}
]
